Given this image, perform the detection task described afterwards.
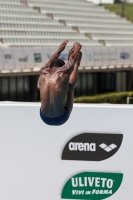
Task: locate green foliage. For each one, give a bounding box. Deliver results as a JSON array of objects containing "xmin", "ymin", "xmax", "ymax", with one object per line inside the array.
[
  {"xmin": 103, "ymin": 3, "xmax": 133, "ymax": 23},
  {"xmin": 74, "ymin": 91, "xmax": 133, "ymax": 104}
]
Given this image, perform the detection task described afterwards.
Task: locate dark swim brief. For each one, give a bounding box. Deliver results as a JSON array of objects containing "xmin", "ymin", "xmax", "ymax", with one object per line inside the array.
[{"xmin": 40, "ymin": 106, "xmax": 70, "ymax": 126}]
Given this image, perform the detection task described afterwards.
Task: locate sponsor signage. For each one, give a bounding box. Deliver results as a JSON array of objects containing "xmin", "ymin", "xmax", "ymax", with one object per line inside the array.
[
  {"xmin": 13, "ymin": 48, "xmax": 25, "ymax": 69},
  {"xmin": 19, "ymin": 55, "xmax": 28, "ymax": 62},
  {"xmin": 117, "ymin": 47, "xmax": 124, "ymax": 65},
  {"xmin": 93, "ymin": 47, "xmax": 102, "ymax": 66},
  {"xmin": 59, "ymin": 46, "xmax": 69, "ymax": 62},
  {"xmin": 62, "ymin": 133, "xmax": 123, "ymax": 161},
  {"xmin": 61, "ymin": 172, "xmax": 123, "ymax": 200},
  {"xmin": 47, "ymin": 46, "xmax": 69, "ymax": 63},
  {"xmin": 102, "ymin": 47, "xmax": 109, "ymax": 66},
  {"xmin": 120, "ymin": 52, "xmax": 129, "ymax": 60},
  {"xmin": 34, "ymin": 53, "xmax": 42, "ymax": 63},
  {"xmin": 34, "ymin": 47, "xmax": 47, "ymax": 67},
  {"xmin": 47, "ymin": 53, "xmax": 50, "ymax": 59},
  {"xmin": 0, "ymin": 48, "xmax": 2, "ymax": 70},
  {"xmin": 108, "ymin": 47, "xmax": 117, "ymax": 65},
  {"xmin": 2, "ymin": 48, "xmax": 14, "ymax": 70},
  {"xmin": 4, "ymin": 54, "xmax": 12, "ymax": 62},
  {"xmin": 123, "ymin": 47, "xmax": 131, "ymax": 65},
  {"xmin": 0, "ymin": 46, "xmax": 133, "ymax": 70},
  {"xmin": 86, "ymin": 47, "xmax": 94, "ymax": 67},
  {"xmin": 59, "ymin": 53, "xmax": 68, "ymax": 62},
  {"xmin": 1, "ymin": 46, "xmax": 133, "ymax": 70}
]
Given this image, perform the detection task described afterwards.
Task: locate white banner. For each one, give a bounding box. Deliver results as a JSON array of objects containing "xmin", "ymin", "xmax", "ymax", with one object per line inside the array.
[
  {"xmin": 0, "ymin": 46, "xmax": 133, "ymax": 70},
  {"xmin": 117, "ymin": 47, "xmax": 125, "ymax": 65},
  {"xmin": 101, "ymin": 47, "xmax": 109, "ymax": 66},
  {"xmin": 93, "ymin": 47, "xmax": 102, "ymax": 66},
  {"xmin": 80, "ymin": 46, "xmax": 87, "ymax": 67},
  {"xmin": 13, "ymin": 48, "xmax": 25, "ymax": 70},
  {"xmin": 33, "ymin": 47, "xmax": 47, "ymax": 68},
  {"xmin": 123, "ymin": 47, "xmax": 132, "ymax": 65},
  {"xmin": 86, "ymin": 47, "xmax": 94, "ymax": 67},
  {"xmin": 1, "ymin": 48, "xmax": 15, "ymax": 70},
  {"xmin": 108, "ymin": 47, "xmax": 117, "ymax": 66},
  {"xmin": 130, "ymin": 47, "xmax": 133, "ymax": 65},
  {"xmin": 23, "ymin": 48, "xmax": 34, "ymax": 69},
  {"xmin": 59, "ymin": 46, "xmax": 69, "ymax": 63},
  {"xmin": 47, "ymin": 46, "xmax": 69, "ymax": 64},
  {"xmin": 0, "ymin": 48, "xmax": 3, "ymax": 70},
  {"xmin": 46, "ymin": 47, "xmax": 57, "ymax": 65}
]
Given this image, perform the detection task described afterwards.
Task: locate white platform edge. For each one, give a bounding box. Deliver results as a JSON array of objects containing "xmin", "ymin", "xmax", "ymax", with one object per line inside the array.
[{"xmin": 0, "ymin": 101, "xmax": 133, "ymax": 109}]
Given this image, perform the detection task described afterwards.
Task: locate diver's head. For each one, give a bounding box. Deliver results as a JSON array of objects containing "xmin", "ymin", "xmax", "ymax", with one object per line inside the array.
[{"xmin": 50, "ymin": 58, "xmax": 65, "ymax": 68}]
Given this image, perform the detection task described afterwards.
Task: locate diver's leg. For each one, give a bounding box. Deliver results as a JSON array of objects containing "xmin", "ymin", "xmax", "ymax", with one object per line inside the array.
[{"xmin": 66, "ymin": 85, "xmax": 74, "ymax": 115}]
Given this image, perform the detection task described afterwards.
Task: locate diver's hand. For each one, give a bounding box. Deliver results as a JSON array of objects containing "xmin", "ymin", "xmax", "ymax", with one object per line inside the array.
[{"xmin": 58, "ymin": 40, "xmax": 69, "ymax": 52}]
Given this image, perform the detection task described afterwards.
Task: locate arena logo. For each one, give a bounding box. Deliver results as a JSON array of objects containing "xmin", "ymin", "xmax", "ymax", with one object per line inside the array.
[
  {"xmin": 61, "ymin": 172, "xmax": 123, "ymax": 200},
  {"xmin": 34, "ymin": 53, "xmax": 42, "ymax": 63},
  {"xmin": 61, "ymin": 133, "xmax": 123, "ymax": 161},
  {"xmin": 69, "ymin": 142, "xmax": 96, "ymax": 152}
]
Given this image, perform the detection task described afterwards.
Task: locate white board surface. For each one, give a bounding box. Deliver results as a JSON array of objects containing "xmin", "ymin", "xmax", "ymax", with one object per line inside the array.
[{"xmin": 0, "ymin": 103, "xmax": 132, "ymax": 200}]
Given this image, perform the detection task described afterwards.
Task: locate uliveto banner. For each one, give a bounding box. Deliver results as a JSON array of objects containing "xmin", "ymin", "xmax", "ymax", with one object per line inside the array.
[{"xmin": 61, "ymin": 172, "xmax": 123, "ymax": 200}]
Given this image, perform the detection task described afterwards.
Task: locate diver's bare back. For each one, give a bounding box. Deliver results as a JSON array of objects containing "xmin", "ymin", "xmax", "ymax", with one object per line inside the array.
[{"xmin": 39, "ymin": 64, "xmax": 70, "ymax": 118}]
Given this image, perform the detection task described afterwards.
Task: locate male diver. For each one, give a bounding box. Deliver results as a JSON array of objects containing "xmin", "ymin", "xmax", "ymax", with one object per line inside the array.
[{"xmin": 38, "ymin": 40, "xmax": 82, "ymax": 126}]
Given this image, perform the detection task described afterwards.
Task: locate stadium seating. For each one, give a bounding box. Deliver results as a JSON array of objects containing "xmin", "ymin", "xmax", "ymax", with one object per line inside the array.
[
  {"xmin": 0, "ymin": 17, "xmax": 61, "ymax": 25},
  {"xmin": 0, "ymin": 10, "xmax": 48, "ymax": 18},
  {"xmin": 0, "ymin": 0, "xmax": 20, "ymax": 3},
  {"xmin": 78, "ymin": 27, "xmax": 133, "ymax": 34},
  {"xmin": 91, "ymin": 34, "xmax": 133, "ymax": 40},
  {"xmin": 0, "ymin": 0, "xmax": 133, "ymax": 75},
  {"xmin": 105, "ymin": 40, "xmax": 133, "ymax": 46},
  {"xmin": 0, "ymin": 24, "xmax": 75, "ymax": 32},
  {"xmin": 40, "ymin": 4, "xmax": 106, "ymax": 12},
  {"xmin": 53, "ymin": 14, "xmax": 127, "ymax": 22},
  {"xmin": 0, "ymin": 31, "xmax": 86, "ymax": 39},
  {"xmin": 27, "ymin": 0, "xmax": 104, "ymax": 9},
  {"xmin": 65, "ymin": 20, "xmax": 133, "ymax": 28},
  {"xmin": 2, "ymin": 38, "xmax": 102, "ymax": 46},
  {"xmin": 27, "ymin": 0, "xmax": 94, "ymax": 6},
  {"xmin": 41, "ymin": 8, "xmax": 116, "ymax": 17},
  {"xmin": 0, "ymin": 4, "xmax": 34, "ymax": 11},
  {"xmin": 0, "ymin": 0, "xmax": 133, "ymax": 47}
]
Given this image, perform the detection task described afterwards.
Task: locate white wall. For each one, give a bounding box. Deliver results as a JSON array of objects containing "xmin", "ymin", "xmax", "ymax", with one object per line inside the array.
[
  {"xmin": 0, "ymin": 46, "xmax": 133, "ymax": 70},
  {"xmin": 0, "ymin": 102, "xmax": 132, "ymax": 199}
]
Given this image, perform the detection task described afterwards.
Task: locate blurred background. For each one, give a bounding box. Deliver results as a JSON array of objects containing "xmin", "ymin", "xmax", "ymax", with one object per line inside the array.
[{"xmin": 0, "ymin": 0, "xmax": 133, "ymax": 104}]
